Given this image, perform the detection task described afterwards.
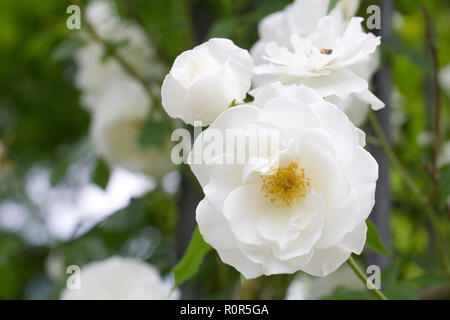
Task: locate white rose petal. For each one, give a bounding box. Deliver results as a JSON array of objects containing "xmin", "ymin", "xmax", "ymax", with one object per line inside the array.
[{"xmin": 336, "ymin": 0, "xmax": 361, "ymax": 20}]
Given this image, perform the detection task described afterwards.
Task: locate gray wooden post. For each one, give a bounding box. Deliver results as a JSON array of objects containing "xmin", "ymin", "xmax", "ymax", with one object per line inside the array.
[{"xmin": 367, "ymin": 0, "xmax": 393, "ymax": 269}]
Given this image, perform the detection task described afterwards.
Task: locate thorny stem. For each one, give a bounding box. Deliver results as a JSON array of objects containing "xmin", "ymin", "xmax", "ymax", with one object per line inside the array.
[{"xmin": 347, "ymin": 256, "xmax": 388, "ymax": 300}]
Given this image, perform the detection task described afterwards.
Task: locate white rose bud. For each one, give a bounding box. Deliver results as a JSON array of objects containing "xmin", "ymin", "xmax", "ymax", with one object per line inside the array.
[
  {"xmin": 161, "ymin": 38, "xmax": 253, "ymax": 126},
  {"xmin": 60, "ymin": 256, "xmax": 179, "ymax": 300}
]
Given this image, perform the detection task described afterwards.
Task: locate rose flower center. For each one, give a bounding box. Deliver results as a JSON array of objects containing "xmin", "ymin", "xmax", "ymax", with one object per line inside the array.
[{"xmin": 260, "ymin": 161, "xmax": 311, "ymax": 207}]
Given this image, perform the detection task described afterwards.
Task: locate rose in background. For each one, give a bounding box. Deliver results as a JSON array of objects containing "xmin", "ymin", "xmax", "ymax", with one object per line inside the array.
[
  {"xmin": 75, "ymin": 0, "xmax": 163, "ymax": 109},
  {"xmin": 89, "ymin": 80, "xmax": 172, "ymax": 177},
  {"xmin": 61, "ymin": 256, "xmax": 179, "ymax": 300},
  {"xmin": 75, "ymin": 0, "xmax": 172, "ymax": 177}
]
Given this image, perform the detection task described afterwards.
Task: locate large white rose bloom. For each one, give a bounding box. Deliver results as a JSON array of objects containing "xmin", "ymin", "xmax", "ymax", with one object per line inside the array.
[
  {"xmin": 190, "ymin": 83, "xmax": 378, "ymax": 278},
  {"xmin": 285, "ymin": 264, "xmax": 364, "ymax": 300},
  {"xmin": 161, "ymin": 38, "xmax": 253, "ymax": 126},
  {"xmin": 90, "ymin": 80, "xmax": 172, "ymax": 177},
  {"xmin": 61, "ymin": 256, "xmax": 179, "ymax": 300}
]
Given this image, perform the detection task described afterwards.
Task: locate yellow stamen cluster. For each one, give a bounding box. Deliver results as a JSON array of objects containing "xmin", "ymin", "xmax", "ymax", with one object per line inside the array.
[{"xmin": 260, "ymin": 161, "xmax": 311, "ymax": 207}]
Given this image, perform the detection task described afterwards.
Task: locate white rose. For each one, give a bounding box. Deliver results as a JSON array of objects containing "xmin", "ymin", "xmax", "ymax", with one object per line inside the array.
[
  {"xmin": 190, "ymin": 83, "xmax": 378, "ymax": 278},
  {"xmin": 161, "ymin": 38, "xmax": 253, "ymax": 126},
  {"xmin": 60, "ymin": 256, "xmax": 179, "ymax": 300},
  {"xmin": 250, "ymin": 0, "xmax": 359, "ymax": 64},
  {"xmin": 253, "ymin": 16, "xmax": 384, "ymax": 112},
  {"xmin": 90, "ymin": 80, "xmax": 172, "ymax": 178}
]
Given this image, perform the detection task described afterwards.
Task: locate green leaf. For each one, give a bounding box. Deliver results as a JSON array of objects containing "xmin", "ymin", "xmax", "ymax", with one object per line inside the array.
[
  {"xmin": 327, "ymin": 0, "xmax": 340, "ymax": 14},
  {"xmin": 92, "ymin": 158, "xmax": 110, "ymax": 190},
  {"xmin": 137, "ymin": 118, "xmax": 168, "ymax": 148},
  {"xmin": 439, "ymin": 165, "xmax": 450, "ymax": 207},
  {"xmin": 366, "ymin": 220, "xmax": 392, "ymax": 255},
  {"xmin": 172, "ymin": 226, "xmax": 211, "ymax": 287}
]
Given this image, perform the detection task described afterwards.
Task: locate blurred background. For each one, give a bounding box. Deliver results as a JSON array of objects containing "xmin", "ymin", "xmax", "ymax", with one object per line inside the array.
[{"xmin": 0, "ymin": 0, "xmax": 450, "ymax": 300}]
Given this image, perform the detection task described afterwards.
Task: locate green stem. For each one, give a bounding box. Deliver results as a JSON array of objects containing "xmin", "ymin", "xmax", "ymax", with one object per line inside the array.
[{"xmin": 347, "ymin": 256, "xmax": 388, "ymax": 300}]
